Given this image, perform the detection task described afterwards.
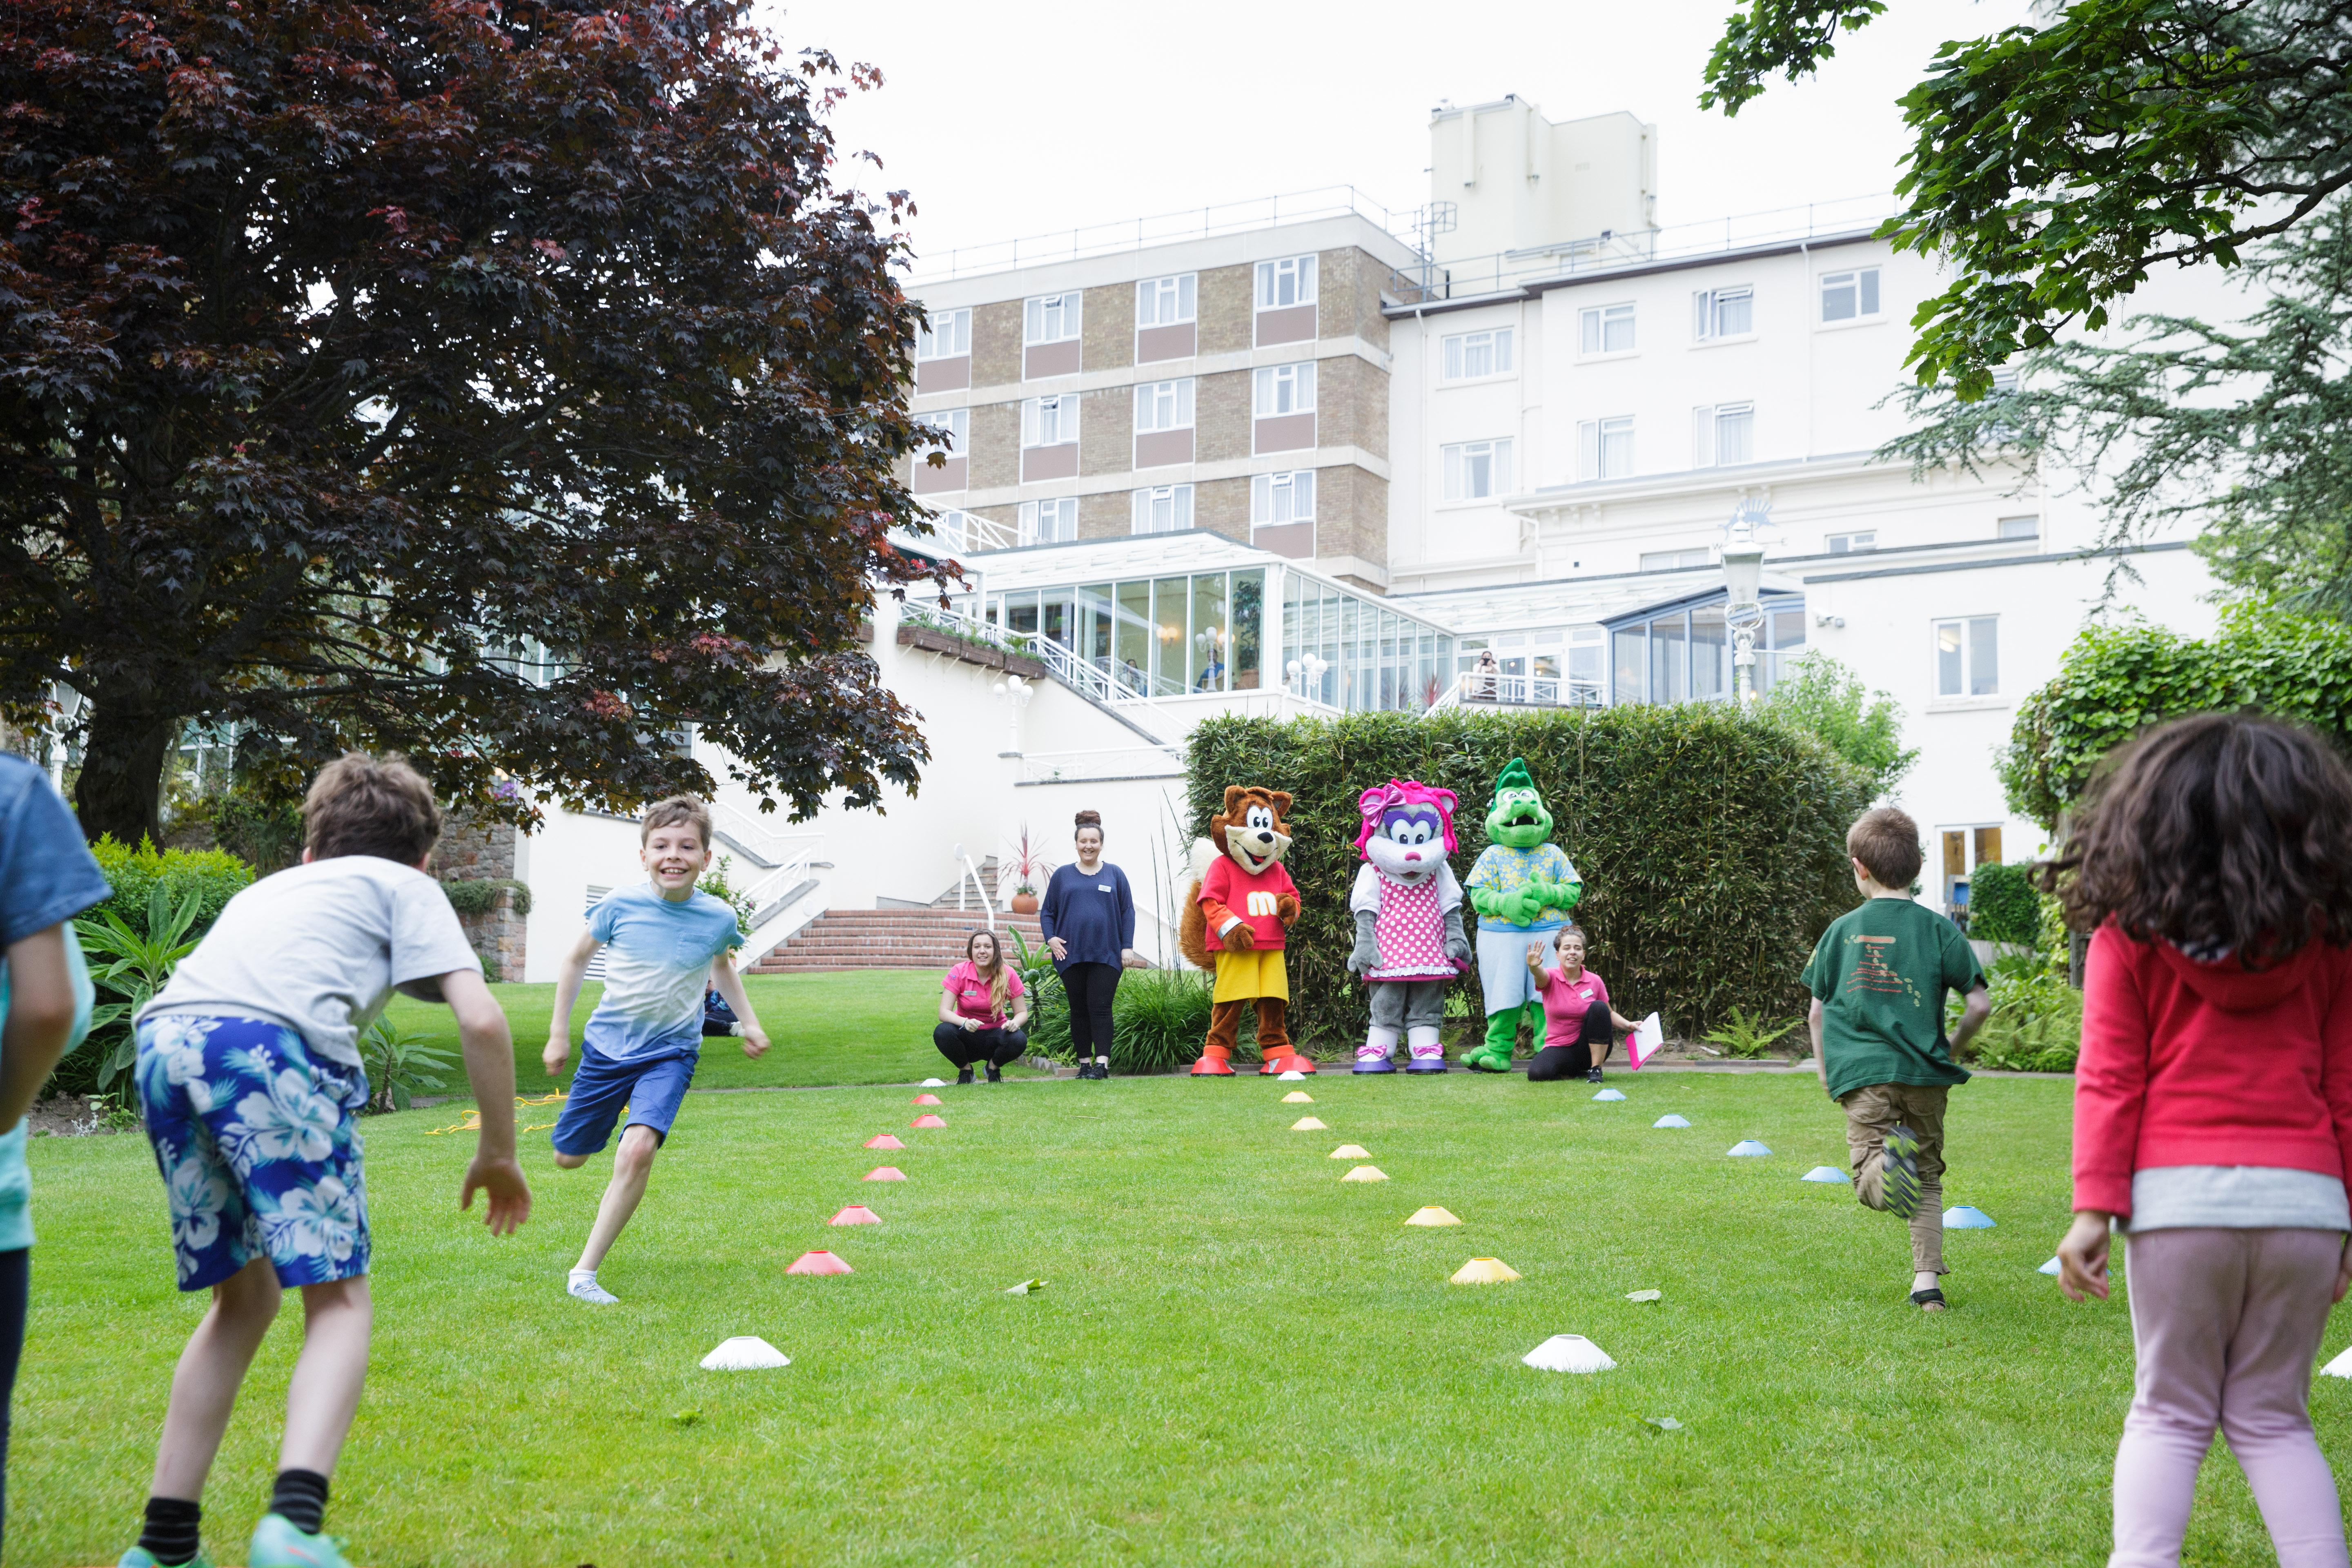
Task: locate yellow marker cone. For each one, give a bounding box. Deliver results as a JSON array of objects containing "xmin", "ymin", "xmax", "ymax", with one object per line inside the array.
[
  {"xmin": 1341, "ymin": 1165, "xmax": 1389, "ymax": 1183},
  {"xmin": 1404, "ymin": 1206, "xmax": 1462, "ymax": 1227},
  {"xmin": 1450, "ymin": 1256, "xmax": 1521, "ymax": 1284},
  {"xmin": 1290, "ymin": 1116, "xmax": 1327, "ymax": 1131},
  {"xmin": 1281, "ymin": 1091, "xmax": 1314, "ymax": 1104},
  {"xmin": 1328, "ymin": 1144, "xmax": 1371, "ymax": 1160}
]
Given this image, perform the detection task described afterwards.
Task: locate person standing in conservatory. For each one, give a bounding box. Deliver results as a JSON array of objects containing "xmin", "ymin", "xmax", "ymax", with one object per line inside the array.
[{"xmin": 1039, "ymin": 810, "xmax": 1145, "ymax": 1079}]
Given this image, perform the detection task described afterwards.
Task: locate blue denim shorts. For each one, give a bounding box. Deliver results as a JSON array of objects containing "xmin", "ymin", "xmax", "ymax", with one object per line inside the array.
[
  {"xmin": 136, "ymin": 1014, "xmax": 370, "ymax": 1292},
  {"xmin": 551, "ymin": 1044, "xmax": 699, "ymax": 1156}
]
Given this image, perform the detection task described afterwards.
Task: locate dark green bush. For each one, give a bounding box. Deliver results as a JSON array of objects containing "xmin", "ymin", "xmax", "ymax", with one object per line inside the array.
[
  {"xmin": 442, "ymin": 877, "xmax": 534, "ymax": 918},
  {"xmin": 1966, "ymin": 861, "xmax": 2042, "ymax": 946},
  {"xmin": 1024, "ymin": 964, "xmax": 1218, "ymax": 1074},
  {"xmin": 86, "ymin": 837, "xmax": 252, "ymax": 938},
  {"xmin": 1186, "ymin": 705, "xmax": 1874, "ymax": 1054}
]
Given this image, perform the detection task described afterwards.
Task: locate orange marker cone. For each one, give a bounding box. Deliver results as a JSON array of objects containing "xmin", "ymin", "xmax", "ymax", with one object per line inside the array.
[
  {"xmin": 912, "ymin": 1114, "xmax": 947, "ymax": 1129},
  {"xmin": 913, "ymin": 1093, "xmax": 944, "ymax": 1106},
  {"xmin": 829, "ymin": 1205, "xmax": 882, "ymax": 1226},
  {"xmin": 864, "ymin": 1166, "xmax": 906, "ymax": 1181},
  {"xmin": 786, "ymin": 1250, "xmax": 853, "ymax": 1275},
  {"xmin": 1449, "ymin": 1257, "xmax": 1521, "ymax": 1284},
  {"xmin": 864, "ymin": 1134, "xmax": 905, "ymax": 1150}
]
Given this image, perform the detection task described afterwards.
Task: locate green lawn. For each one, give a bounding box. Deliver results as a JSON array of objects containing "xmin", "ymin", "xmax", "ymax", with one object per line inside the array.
[
  {"xmin": 380, "ymin": 970, "xmax": 1057, "ymax": 1093},
  {"xmin": 22, "ymin": 1070, "xmax": 2352, "ymax": 1565}
]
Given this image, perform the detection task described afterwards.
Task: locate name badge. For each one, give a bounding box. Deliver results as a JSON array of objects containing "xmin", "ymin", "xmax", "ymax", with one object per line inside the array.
[{"xmin": 1098, "ymin": 883, "xmax": 1113, "ymax": 893}]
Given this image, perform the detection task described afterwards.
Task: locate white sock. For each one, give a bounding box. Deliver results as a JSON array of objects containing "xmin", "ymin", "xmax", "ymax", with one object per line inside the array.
[
  {"xmin": 1913, "ymin": 1271, "xmax": 1941, "ymax": 1293},
  {"xmin": 568, "ymin": 1268, "xmax": 619, "ymax": 1305}
]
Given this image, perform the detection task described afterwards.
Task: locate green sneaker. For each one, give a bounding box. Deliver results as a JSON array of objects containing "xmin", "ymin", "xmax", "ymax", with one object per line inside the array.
[
  {"xmin": 1880, "ymin": 1123, "xmax": 1923, "ymax": 1222},
  {"xmin": 117, "ymin": 1551, "xmax": 216, "ymax": 1568},
  {"xmin": 248, "ymin": 1513, "xmax": 351, "ymax": 1568}
]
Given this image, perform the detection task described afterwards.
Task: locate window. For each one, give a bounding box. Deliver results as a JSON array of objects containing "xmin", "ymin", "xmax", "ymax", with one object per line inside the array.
[
  {"xmin": 1578, "ymin": 416, "xmax": 1634, "ymax": 479},
  {"xmin": 1018, "ymin": 499, "xmax": 1078, "ymax": 546},
  {"xmin": 1256, "ymin": 255, "xmax": 1317, "ymax": 310},
  {"xmin": 1134, "ymin": 379, "xmax": 1194, "ymax": 432},
  {"xmin": 1023, "ymin": 292, "xmax": 1082, "ymax": 344},
  {"xmin": 1579, "ymin": 302, "xmax": 1635, "ymax": 355},
  {"xmin": 1826, "ymin": 531, "xmax": 1876, "ymax": 555},
  {"xmin": 1935, "ymin": 616, "xmax": 1999, "ymax": 697},
  {"xmin": 1254, "ymin": 362, "xmax": 1316, "ymax": 416},
  {"xmin": 1441, "ymin": 439, "xmax": 1514, "ymax": 501},
  {"xmin": 1819, "ymin": 267, "xmax": 1881, "ymax": 323},
  {"xmin": 1021, "ymin": 394, "xmax": 1079, "ymax": 447},
  {"xmin": 1131, "ymin": 484, "xmax": 1194, "ymax": 535},
  {"xmin": 918, "ymin": 308, "xmax": 971, "ymax": 360},
  {"xmin": 1942, "ymin": 825, "xmax": 2005, "ymax": 917},
  {"xmin": 918, "ymin": 408, "xmax": 967, "ymax": 457},
  {"xmin": 1998, "ymin": 515, "xmax": 2040, "ymax": 541},
  {"xmin": 1441, "ymin": 327, "xmax": 1515, "ymax": 380},
  {"xmin": 1693, "ymin": 285, "xmax": 1754, "ymax": 341},
  {"xmin": 1252, "ymin": 470, "xmax": 1316, "ymax": 525},
  {"xmin": 1136, "ymin": 273, "xmax": 1196, "ymax": 327},
  {"xmin": 1691, "ymin": 402, "xmax": 1753, "ymax": 466},
  {"xmin": 1639, "ymin": 547, "xmax": 1714, "ymax": 571}
]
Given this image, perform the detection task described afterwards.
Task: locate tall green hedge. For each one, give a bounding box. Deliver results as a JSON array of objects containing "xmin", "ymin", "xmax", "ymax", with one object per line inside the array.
[
  {"xmin": 1965, "ymin": 861, "xmax": 2042, "ymax": 946},
  {"xmin": 1185, "ymin": 706, "xmax": 1875, "ymax": 1052},
  {"xmin": 87, "ymin": 837, "xmax": 253, "ymax": 938}
]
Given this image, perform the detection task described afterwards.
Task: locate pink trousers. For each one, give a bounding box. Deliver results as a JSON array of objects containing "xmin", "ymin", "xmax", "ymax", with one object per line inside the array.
[{"xmin": 2114, "ymin": 1227, "xmax": 2350, "ymax": 1568}]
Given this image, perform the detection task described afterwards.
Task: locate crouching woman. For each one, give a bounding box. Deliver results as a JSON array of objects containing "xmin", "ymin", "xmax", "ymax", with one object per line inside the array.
[{"xmin": 935, "ymin": 930, "xmax": 1030, "ymax": 1083}]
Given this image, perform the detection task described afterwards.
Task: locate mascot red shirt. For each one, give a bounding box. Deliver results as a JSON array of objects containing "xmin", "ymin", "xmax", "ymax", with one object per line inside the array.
[{"xmin": 1200, "ymin": 853, "xmax": 1296, "ymax": 951}]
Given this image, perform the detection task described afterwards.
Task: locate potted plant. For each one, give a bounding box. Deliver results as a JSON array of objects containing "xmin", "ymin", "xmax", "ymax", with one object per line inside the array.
[{"xmin": 1004, "ymin": 824, "xmax": 1052, "ymax": 915}]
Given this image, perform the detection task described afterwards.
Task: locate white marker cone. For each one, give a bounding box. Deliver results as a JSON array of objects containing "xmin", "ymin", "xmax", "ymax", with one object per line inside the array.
[
  {"xmin": 1652, "ymin": 1114, "xmax": 1691, "ymax": 1129},
  {"xmin": 1625, "ymin": 1289, "xmax": 1662, "ymax": 1303},
  {"xmin": 1943, "ymin": 1205, "xmax": 1996, "ymax": 1229},
  {"xmin": 1592, "ymin": 1088, "xmax": 1627, "ymax": 1102},
  {"xmin": 1801, "ymin": 1166, "xmax": 1851, "ymax": 1184},
  {"xmin": 1522, "ymin": 1334, "xmax": 1615, "ymax": 1372},
  {"xmin": 920, "ymin": 1078, "xmax": 947, "ymax": 1087},
  {"xmin": 2321, "ymin": 1344, "xmax": 2352, "ymax": 1379},
  {"xmin": 701, "ymin": 1335, "xmax": 790, "ymax": 1371},
  {"xmin": 1278, "ymin": 1069, "xmax": 1307, "ymax": 1081},
  {"xmin": 1726, "ymin": 1139, "xmax": 1773, "ymax": 1157},
  {"xmin": 2038, "ymin": 1256, "xmax": 2063, "ymax": 1276}
]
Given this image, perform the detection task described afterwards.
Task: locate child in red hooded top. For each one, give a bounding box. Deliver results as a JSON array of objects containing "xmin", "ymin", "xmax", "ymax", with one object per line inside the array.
[{"xmin": 2055, "ymin": 713, "xmax": 2352, "ymax": 1568}]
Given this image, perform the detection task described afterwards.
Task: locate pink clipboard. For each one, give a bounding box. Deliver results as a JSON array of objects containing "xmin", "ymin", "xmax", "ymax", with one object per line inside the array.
[{"xmin": 1626, "ymin": 1012, "xmax": 1664, "ymax": 1071}]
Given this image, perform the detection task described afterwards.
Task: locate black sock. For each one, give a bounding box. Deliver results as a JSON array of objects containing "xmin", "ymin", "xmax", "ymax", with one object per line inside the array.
[
  {"xmin": 269, "ymin": 1468, "xmax": 330, "ymax": 1535},
  {"xmin": 138, "ymin": 1497, "xmax": 203, "ymax": 1566}
]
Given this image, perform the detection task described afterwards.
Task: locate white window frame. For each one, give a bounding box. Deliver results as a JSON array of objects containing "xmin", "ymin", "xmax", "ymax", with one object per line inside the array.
[
  {"xmin": 1933, "ymin": 615, "xmax": 2000, "ymax": 699},
  {"xmin": 1023, "ymin": 292, "xmax": 1082, "ymax": 345},
  {"xmin": 919, "ymin": 407, "xmax": 968, "ymax": 459},
  {"xmin": 1578, "ymin": 416, "xmax": 1634, "ymax": 479},
  {"xmin": 1136, "ymin": 273, "xmax": 1197, "ymax": 328},
  {"xmin": 1639, "ymin": 547, "xmax": 1716, "ymax": 571},
  {"xmin": 1133, "ymin": 378, "xmax": 1194, "ymax": 433},
  {"xmin": 1997, "ymin": 514, "xmax": 2040, "ymax": 541},
  {"xmin": 1253, "ymin": 361, "xmax": 1316, "ymax": 417},
  {"xmin": 1692, "ymin": 285, "xmax": 1755, "ymax": 343},
  {"xmin": 1578, "ymin": 302, "xmax": 1636, "ymax": 357},
  {"xmin": 1441, "ymin": 326, "xmax": 1515, "ymax": 381},
  {"xmin": 1441, "ymin": 438, "xmax": 1515, "ymax": 502},
  {"xmin": 918, "ymin": 308, "xmax": 971, "ymax": 361},
  {"xmin": 1826, "ymin": 530, "xmax": 1877, "ymax": 555},
  {"xmin": 1251, "ymin": 469, "xmax": 1317, "ymax": 526},
  {"xmin": 1018, "ymin": 498, "xmax": 1078, "ymax": 547},
  {"xmin": 1255, "ymin": 254, "xmax": 1318, "ymax": 310},
  {"xmin": 1691, "ymin": 401, "xmax": 1754, "ymax": 467},
  {"xmin": 1131, "ymin": 483, "xmax": 1194, "ymax": 536},
  {"xmin": 1818, "ymin": 267, "xmax": 1882, "ymax": 325},
  {"xmin": 1020, "ymin": 394, "xmax": 1079, "ymax": 448}
]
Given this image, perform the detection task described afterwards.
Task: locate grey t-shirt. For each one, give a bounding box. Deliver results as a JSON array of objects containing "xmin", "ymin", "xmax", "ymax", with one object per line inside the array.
[{"xmin": 142, "ymin": 855, "xmax": 479, "ymax": 1067}]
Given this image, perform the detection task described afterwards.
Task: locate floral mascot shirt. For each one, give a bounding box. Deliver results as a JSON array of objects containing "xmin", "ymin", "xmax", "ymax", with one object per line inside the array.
[
  {"xmin": 1462, "ymin": 757, "xmax": 1583, "ymax": 1073},
  {"xmin": 1346, "ymin": 779, "xmax": 1472, "ymax": 1074}
]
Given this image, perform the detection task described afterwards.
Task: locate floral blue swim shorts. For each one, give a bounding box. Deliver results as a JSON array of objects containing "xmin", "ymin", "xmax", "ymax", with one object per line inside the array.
[{"xmin": 135, "ymin": 1014, "xmax": 371, "ymax": 1292}]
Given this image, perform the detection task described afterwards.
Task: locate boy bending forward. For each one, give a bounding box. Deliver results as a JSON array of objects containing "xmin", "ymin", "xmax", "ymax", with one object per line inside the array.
[
  {"xmin": 547, "ymin": 795, "xmax": 768, "ymax": 1304},
  {"xmin": 1804, "ymin": 807, "xmax": 1990, "ymax": 1312}
]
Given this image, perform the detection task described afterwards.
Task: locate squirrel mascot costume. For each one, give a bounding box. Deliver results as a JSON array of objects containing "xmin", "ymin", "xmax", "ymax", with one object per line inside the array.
[
  {"xmin": 1463, "ymin": 757, "xmax": 1583, "ymax": 1073},
  {"xmin": 1347, "ymin": 779, "xmax": 1472, "ymax": 1073},
  {"xmin": 1179, "ymin": 786, "xmax": 1316, "ymax": 1076}
]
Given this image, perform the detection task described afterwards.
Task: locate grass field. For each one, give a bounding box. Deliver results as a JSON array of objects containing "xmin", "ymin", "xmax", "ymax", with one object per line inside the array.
[{"xmin": 22, "ymin": 1067, "xmax": 2352, "ymax": 1565}]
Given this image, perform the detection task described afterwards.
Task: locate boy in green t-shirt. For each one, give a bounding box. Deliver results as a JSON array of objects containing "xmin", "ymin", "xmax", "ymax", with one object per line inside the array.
[{"xmin": 1803, "ymin": 807, "xmax": 1991, "ymax": 1312}]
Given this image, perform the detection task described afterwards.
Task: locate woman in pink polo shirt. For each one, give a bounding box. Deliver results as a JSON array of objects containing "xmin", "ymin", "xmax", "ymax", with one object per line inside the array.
[{"xmin": 934, "ymin": 930, "xmax": 1029, "ymax": 1085}]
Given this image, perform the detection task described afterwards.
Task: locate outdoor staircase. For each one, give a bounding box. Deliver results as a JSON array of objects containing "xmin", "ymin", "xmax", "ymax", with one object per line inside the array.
[{"xmin": 748, "ymin": 907, "xmax": 1046, "ymax": 973}]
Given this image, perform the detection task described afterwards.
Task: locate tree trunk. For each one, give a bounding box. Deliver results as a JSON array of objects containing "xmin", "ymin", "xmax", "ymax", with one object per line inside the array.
[{"xmin": 74, "ymin": 701, "xmax": 180, "ymax": 846}]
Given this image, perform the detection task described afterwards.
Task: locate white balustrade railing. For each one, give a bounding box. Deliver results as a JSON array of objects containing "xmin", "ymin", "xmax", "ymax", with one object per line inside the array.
[
  {"xmin": 1018, "ymin": 745, "xmax": 1186, "ymax": 783},
  {"xmin": 1443, "ymin": 672, "xmax": 1608, "ymax": 709}
]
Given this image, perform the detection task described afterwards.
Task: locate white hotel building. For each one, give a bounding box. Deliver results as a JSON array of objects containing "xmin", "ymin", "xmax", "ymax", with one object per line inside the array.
[{"xmin": 507, "ymin": 96, "xmax": 2219, "ymax": 978}]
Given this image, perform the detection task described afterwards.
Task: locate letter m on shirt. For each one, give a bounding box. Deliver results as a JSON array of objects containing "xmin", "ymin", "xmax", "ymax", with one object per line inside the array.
[{"xmin": 1246, "ymin": 891, "xmax": 1279, "ymax": 917}]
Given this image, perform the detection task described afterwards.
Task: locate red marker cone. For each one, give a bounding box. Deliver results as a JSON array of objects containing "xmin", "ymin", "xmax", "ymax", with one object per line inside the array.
[
  {"xmin": 829, "ymin": 1205, "xmax": 882, "ymax": 1225},
  {"xmin": 864, "ymin": 1166, "xmax": 906, "ymax": 1182},
  {"xmin": 912, "ymin": 1114, "xmax": 947, "ymax": 1129},
  {"xmin": 864, "ymin": 1134, "xmax": 905, "ymax": 1150},
  {"xmin": 913, "ymin": 1093, "xmax": 944, "ymax": 1106},
  {"xmin": 786, "ymin": 1250, "xmax": 853, "ymax": 1275}
]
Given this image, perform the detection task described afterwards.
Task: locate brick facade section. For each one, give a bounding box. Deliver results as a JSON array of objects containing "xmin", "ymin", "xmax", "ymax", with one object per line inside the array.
[
  {"xmin": 1316, "ymin": 354, "xmax": 1388, "ymax": 461},
  {"xmin": 969, "ymin": 401, "xmax": 1020, "ymax": 490},
  {"xmin": 1196, "ymin": 370, "xmax": 1252, "ymax": 464},
  {"xmin": 1319, "ymin": 247, "xmax": 1392, "ymax": 350},
  {"xmin": 1080, "ymin": 385, "xmax": 1130, "ymax": 477},
  {"xmin": 1083, "ymin": 282, "xmax": 1132, "ymax": 373},
  {"xmin": 972, "ymin": 502, "xmax": 1019, "ymax": 541},
  {"xmin": 438, "ymin": 807, "xmax": 517, "ymax": 879},
  {"xmin": 1197, "ymin": 263, "xmax": 1253, "ymax": 356},
  {"xmin": 1313, "ymin": 465, "xmax": 1390, "ymax": 570},
  {"xmin": 1078, "ymin": 490, "xmax": 1129, "ymax": 540},
  {"xmin": 457, "ymin": 894, "xmax": 527, "ymax": 983},
  {"xmin": 1196, "ymin": 476, "xmax": 1251, "ymax": 544},
  {"xmin": 972, "ymin": 299, "xmax": 1023, "ymax": 388}
]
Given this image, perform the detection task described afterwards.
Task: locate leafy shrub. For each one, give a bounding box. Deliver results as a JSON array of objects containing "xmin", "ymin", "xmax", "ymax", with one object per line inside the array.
[
  {"xmin": 441, "ymin": 877, "xmax": 534, "ymax": 918},
  {"xmin": 1701, "ymin": 1005, "xmax": 1802, "ymax": 1060},
  {"xmin": 1952, "ymin": 953, "xmax": 2082, "ymax": 1072},
  {"xmin": 361, "ymin": 1018, "xmax": 458, "ymax": 1113},
  {"xmin": 1022, "ymin": 963, "xmax": 1215, "ymax": 1073},
  {"xmin": 696, "ymin": 856, "xmax": 755, "ymax": 937},
  {"xmin": 1967, "ymin": 861, "xmax": 2043, "ymax": 947},
  {"xmin": 1759, "ymin": 650, "xmax": 1918, "ymax": 797},
  {"xmin": 87, "ymin": 836, "xmax": 252, "ymax": 938},
  {"xmin": 60, "ymin": 888, "xmax": 205, "ymax": 1104},
  {"xmin": 1186, "ymin": 705, "xmax": 1873, "ymax": 1054}
]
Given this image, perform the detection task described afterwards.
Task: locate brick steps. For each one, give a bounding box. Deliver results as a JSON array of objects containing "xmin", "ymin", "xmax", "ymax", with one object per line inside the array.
[{"xmin": 751, "ymin": 908, "xmax": 1047, "ymax": 973}]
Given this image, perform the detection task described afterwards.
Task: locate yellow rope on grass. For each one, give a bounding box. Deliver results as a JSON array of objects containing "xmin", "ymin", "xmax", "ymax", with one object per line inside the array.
[{"xmin": 423, "ymin": 1093, "xmax": 568, "ymax": 1136}]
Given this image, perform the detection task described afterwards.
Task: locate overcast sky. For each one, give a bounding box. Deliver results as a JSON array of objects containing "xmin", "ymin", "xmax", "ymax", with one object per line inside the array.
[{"xmin": 752, "ymin": 0, "xmax": 2036, "ymax": 269}]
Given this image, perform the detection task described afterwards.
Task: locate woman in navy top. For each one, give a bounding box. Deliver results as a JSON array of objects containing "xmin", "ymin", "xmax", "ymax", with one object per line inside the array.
[{"xmin": 1038, "ymin": 809, "xmax": 1142, "ymax": 1079}]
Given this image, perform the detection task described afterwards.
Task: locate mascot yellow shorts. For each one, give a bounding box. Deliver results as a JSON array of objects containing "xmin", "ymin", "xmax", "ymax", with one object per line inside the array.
[{"xmin": 1212, "ymin": 947, "xmax": 1290, "ymax": 1004}]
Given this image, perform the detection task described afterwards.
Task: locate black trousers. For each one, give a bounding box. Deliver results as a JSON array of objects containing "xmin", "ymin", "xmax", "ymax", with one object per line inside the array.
[
  {"xmin": 1528, "ymin": 998, "xmax": 1614, "ymax": 1081},
  {"xmin": 0, "ymin": 1247, "xmax": 26, "ymax": 1559},
  {"xmin": 933, "ymin": 1021, "xmax": 1027, "ymax": 1068},
  {"xmin": 1061, "ymin": 962, "xmax": 1122, "ymax": 1058}
]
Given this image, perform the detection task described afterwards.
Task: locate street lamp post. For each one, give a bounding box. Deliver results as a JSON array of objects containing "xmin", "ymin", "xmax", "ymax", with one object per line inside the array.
[
  {"xmin": 1285, "ymin": 654, "xmax": 1329, "ymax": 705},
  {"xmin": 1722, "ymin": 502, "xmax": 1768, "ymax": 706},
  {"xmin": 993, "ymin": 673, "xmax": 1034, "ymax": 755}
]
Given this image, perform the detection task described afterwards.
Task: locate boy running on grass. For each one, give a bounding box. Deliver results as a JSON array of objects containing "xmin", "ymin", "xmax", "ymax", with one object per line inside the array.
[
  {"xmin": 546, "ymin": 795, "xmax": 768, "ymax": 1304},
  {"xmin": 120, "ymin": 753, "xmax": 530, "ymax": 1568},
  {"xmin": 1803, "ymin": 806, "xmax": 1991, "ymax": 1312}
]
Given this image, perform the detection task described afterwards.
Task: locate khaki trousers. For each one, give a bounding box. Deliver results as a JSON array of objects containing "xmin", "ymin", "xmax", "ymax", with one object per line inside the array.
[{"xmin": 1840, "ymin": 1082, "xmax": 1949, "ymax": 1275}]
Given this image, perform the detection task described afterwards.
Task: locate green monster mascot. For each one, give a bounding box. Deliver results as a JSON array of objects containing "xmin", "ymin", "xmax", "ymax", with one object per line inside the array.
[{"xmin": 1461, "ymin": 757, "xmax": 1583, "ymax": 1072}]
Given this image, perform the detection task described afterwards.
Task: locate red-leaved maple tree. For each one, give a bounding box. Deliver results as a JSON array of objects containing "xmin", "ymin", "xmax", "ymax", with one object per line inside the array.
[{"xmin": 0, "ymin": 0, "xmax": 946, "ymax": 843}]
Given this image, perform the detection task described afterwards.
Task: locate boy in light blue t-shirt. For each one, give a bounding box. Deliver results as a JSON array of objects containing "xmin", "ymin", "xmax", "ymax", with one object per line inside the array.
[{"xmin": 546, "ymin": 795, "xmax": 769, "ymax": 1304}]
